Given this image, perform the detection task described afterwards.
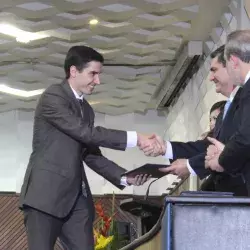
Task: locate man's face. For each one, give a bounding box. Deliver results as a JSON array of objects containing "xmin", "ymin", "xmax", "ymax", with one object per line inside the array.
[
  {"xmin": 209, "ymin": 57, "xmax": 231, "ymax": 95},
  {"xmin": 226, "ymin": 56, "xmax": 242, "ymax": 86},
  {"xmin": 70, "ymin": 61, "xmax": 102, "ymax": 95}
]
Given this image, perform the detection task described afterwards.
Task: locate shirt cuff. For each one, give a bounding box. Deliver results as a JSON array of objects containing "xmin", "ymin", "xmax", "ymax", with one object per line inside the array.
[
  {"xmin": 186, "ymin": 159, "xmax": 197, "ymax": 176},
  {"xmin": 126, "ymin": 131, "xmax": 137, "ymax": 148},
  {"xmin": 163, "ymin": 141, "xmax": 173, "ymax": 159},
  {"xmin": 120, "ymin": 176, "xmax": 129, "ymax": 186}
]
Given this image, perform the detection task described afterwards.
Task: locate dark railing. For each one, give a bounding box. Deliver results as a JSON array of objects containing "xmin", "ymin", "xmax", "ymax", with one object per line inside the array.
[{"xmin": 119, "ymin": 177, "xmax": 189, "ymax": 250}]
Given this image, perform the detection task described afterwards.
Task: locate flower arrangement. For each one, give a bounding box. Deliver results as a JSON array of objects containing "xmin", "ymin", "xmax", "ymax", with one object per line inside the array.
[{"xmin": 94, "ymin": 193, "xmax": 116, "ymax": 250}]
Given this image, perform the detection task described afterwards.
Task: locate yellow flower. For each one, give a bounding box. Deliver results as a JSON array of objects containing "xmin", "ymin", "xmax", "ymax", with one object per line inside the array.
[{"xmin": 95, "ymin": 233, "xmax": 114, "ymax": 250}]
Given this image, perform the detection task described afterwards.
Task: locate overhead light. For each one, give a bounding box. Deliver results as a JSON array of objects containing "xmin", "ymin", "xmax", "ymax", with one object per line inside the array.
[
  {"xmin": 0, "ymin": 85, "xmax": 101, "ymax": 102},
  {"xmin": 89, "ymin": 19, "xmax": 99, "ymax": 25},
  {"xmin": 0, "ymin": 85, "xmax": 45, "ymax": 97},
  {"xmin": 0, "ymin": 23, "xmax": 50, "ymax": 43},
  {"xmin": 89, "ymin": 101, "xmax": 100, "ymax": 105}
]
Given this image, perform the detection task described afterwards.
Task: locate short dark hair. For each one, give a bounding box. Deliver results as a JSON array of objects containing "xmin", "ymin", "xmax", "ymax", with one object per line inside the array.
[
  {"xmin": 210, "ymin": 45, "xmax": 226, "ymax": 67},
  {"xmin": 64, "ymin": 46, "xmax": 104, "ymax": 79},
  {"xmin": 210, "ymin": 100, "xmax": 226, "ymax": 114}
]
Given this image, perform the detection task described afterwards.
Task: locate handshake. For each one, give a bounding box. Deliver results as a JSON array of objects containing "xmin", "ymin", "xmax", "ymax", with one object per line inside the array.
[{"xmin": 137, "ymin": 134, "xmax": 166, "ymax": 157}]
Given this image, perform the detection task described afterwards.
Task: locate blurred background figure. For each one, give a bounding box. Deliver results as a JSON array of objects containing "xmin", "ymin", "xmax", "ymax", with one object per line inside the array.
[
  {"xmin": 199, "ymin": 101, "xmax": 226, "ymax": 191},
  {"xmin": 199, "ymin": 100, "xmax": 226, "ymax": 140}
]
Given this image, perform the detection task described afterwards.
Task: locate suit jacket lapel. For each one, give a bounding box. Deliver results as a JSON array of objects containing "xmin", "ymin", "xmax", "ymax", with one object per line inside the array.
[
  {"xmin": 61, "ymin": 79, "xmax": 82, "ymax": 117},
  {"xmin": 61, "ymin": 79, "xmax": 95, "ymax": 124},
  {"xmin": 214, "ymin": 88, "xmax": 242, "ymax": 139},
  {"xmin": 223, "ymin": 88, "xmax": 241, "ymax": 124},
  {"xmin": 81, "ymin": 97, "xmax": 95, "ymax": 124},
  {"xmin": 213, "ymin": 113, "xmax": 223, "ymax": 138},
  {"xmin": 216, "ymin": 88, "xmax": 241, "ymax": 140}
]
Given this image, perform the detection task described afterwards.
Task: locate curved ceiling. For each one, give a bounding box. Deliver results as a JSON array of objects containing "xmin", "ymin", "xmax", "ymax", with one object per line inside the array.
[{"xmin": 0, "ymin": 0, "xmax": 229, "ymax": 115}]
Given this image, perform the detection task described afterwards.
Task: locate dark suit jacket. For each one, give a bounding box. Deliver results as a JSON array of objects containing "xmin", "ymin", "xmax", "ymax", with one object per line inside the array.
[
  {"xmin": 20, "ymin": 80, "xmax": 129, "ymax": 218},
  {"xmin": 169, "ymin": 88, "xmax": 247, "ymax": 195},
  {"xmin": 219, "ymin": 78, "xmax": 250, "ymax": 194}
]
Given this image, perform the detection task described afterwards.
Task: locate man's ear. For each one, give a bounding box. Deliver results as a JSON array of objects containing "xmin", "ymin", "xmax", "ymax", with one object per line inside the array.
[
  {"xmin": 70, "ymin": 65, "xmax": 77, "ymax": 78},
  {"xmin": 230, "ymin": 55, "xmax": 240, "ymax": 69}
]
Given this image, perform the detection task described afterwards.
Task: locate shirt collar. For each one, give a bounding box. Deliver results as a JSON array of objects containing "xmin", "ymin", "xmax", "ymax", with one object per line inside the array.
[
  {"xmin": 69, "ymin": 85, "xmax": 84, "ymax": 100},
  {"xmin": 229, "ymin": 86, "xmax": 240, "ymax": 102},
  {"xmin": 244, "ymin": 71, "xmax": 250, "ymax": 84}
]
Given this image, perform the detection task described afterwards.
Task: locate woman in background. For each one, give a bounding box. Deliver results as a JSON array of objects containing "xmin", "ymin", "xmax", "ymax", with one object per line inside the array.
[
  {"xmin": 199, "ymin": 100, "xmax": 226, "ymax": 139},
  {"xmin": 199, "ymin": 100, "xmax": 226, "ymax": 191}
]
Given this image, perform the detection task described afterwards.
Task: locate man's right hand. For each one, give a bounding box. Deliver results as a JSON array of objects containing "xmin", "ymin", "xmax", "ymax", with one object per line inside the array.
[
  {"xmin": 138, "ymin": 134, "xmax": 166, "ymax": 157},
  {"xmin": 159, "ymin": 159, "xmax": 190, "ymax": 179}
]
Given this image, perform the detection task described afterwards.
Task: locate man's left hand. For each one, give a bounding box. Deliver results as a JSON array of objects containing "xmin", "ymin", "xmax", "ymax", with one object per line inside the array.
[{"xmin": 127, "ymin": 174, "xmax": 151, "ymax": 186}]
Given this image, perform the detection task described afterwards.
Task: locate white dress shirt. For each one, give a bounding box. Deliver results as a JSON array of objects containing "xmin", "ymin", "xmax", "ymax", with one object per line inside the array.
[
  {"xmin": 163, "ymin": 86, "xmax": 240, "ymax": 176},
  {"xmin": 70, "ymin": 85, "xmax": 137, "ymax": 185}
]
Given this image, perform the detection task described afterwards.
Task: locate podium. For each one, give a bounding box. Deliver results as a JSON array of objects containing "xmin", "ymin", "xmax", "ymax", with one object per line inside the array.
[
  {"xmin": 162, "ymin": 192, "xmax": 250, "ymax": 250},
  {"xmin": 118, "ymin": 192, "xmax": 250, "ymax": 250},
  {"xmin": 120, "ymin": 198, "xmax": 162, "ymax": 235}
]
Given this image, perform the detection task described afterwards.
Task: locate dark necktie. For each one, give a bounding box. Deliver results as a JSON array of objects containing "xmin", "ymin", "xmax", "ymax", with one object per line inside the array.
[
  {"xmin": 78, "ymin": 98, "xmax": 94, "ymax": 121},
  {"xmin": 77, "ymin": 99, "xmax": 88, "ymax": 197},
  {"xmin": 78, "ymin": 99, "xmax": 83, "ymax": 106},
  {"xmin": 78, "ymin": 99, "xmax": 84, "ymax": 118}
]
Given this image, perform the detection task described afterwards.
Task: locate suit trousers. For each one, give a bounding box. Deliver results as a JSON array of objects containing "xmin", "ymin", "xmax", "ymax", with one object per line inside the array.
[{"xmin": 23, "ymin": 193, "xmax": 95, "ymax": 250}]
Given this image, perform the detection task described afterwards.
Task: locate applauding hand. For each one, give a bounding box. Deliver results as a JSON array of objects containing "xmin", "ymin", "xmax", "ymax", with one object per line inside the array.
[{"xmin": 205, "ymin": 137, "xmax": 225, "ymax": 172}]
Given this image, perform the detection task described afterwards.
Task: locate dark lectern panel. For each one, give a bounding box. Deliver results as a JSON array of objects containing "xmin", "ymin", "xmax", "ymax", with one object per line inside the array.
[
  {"xmin": 161, "ymin": 194, "xmax": 250, "ymax": 250},
  {"xmin": 173, "ymin": 205, "xmax": 250, "ymax": 250}
]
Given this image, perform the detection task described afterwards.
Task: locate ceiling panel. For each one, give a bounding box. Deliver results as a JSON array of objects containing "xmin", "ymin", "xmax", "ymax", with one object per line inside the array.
[{"xmin": 0, "ymin": 0, "xmax": 229, "ymax": 115}]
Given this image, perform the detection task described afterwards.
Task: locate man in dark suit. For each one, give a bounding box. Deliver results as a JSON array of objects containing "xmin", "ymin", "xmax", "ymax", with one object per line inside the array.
[
  {"xmin": 19, "ymin": 46, "xmax": 158, "ymax": 250},
  {"xmin": 205, "ymin": 30, "xmax": 250, "ymax": 195},
  {"xmin": 141, "ymin": 45, "xmax": 248, "ymax": 196}
]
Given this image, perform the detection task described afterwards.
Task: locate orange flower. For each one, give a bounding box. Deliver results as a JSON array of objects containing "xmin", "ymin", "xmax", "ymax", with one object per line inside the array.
[
  {"xmin": 95, "ymin": 203, "xmax": 103, "ymax": 213},
  {"xmin": 94, "ymin": 194, "xmax": 116, "ymax": 248}
]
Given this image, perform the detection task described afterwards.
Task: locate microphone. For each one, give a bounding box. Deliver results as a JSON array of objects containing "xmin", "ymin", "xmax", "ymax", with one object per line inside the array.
[{"xmin": 144, "ymin": 177, "xmax": 163, "ymax": 201}]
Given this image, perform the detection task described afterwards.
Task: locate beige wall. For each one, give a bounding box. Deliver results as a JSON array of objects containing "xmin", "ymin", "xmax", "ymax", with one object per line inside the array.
[{"xmin": 245, "ymin": 0, "xmax": 250, "ymax": 18}]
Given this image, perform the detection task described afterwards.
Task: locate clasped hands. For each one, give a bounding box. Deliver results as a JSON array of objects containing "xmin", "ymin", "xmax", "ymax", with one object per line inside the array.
[
  {"xmin": 124, "ymin": 134, "xmax": 164, "ymax": 186},
  {"xmin": 205, "ymin": 137, "xmax": 225, "ymax": 172},
  {"xmin": 137, "ymin": 134, "xmax": 226, "ymax": 177},
  {"xmin": 137, "ymin": 133, "xmax": 166, "ymax": 157}
]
